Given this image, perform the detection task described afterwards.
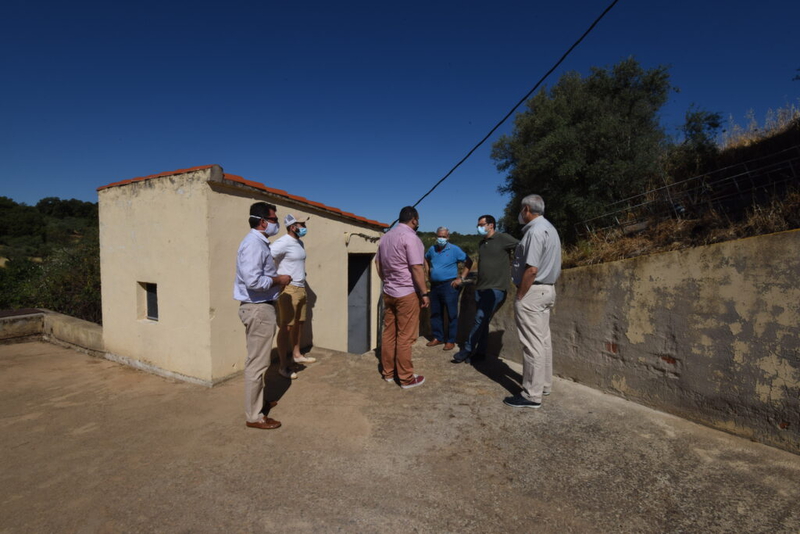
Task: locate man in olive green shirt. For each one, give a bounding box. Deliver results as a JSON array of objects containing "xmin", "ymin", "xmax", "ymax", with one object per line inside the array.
[{"xmin": 453, "ymin": 214, "xmax": 519, "ymax": 363}]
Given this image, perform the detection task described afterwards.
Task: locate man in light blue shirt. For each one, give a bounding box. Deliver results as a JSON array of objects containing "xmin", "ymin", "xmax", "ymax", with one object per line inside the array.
[
  {"xmin": 424, "ymin": 226, "xmax": 469, "ymax": 351},
  {"xmin": 234, "ymin": 202, "xmax": 291, "ymax": 429}
]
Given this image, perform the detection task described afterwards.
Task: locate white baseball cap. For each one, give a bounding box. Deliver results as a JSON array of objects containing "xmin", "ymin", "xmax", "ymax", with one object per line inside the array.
[{"xmin": 284, "ymin": 214, "xmax": 310, "ymax": 227}]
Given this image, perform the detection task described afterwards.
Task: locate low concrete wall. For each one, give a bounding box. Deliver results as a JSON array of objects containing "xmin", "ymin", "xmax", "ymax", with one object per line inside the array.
[
  {"xmin": 42, "ymin": 313, "xmax": 104, "ymax": 357},
  {"xmin": 481, "ymin": 229, "xmax": 800, "ymax": 454},
  {"xmin": 0, "ymin": 310, "xmax": 104, "ymax": 357},
  {"xmin": 0, "ymin": 312, "xmax": 45, "ymax": 341}
]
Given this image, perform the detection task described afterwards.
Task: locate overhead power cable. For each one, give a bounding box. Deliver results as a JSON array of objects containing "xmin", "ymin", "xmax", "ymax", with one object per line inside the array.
[{"xmin": 389, "ymin": 0, "xmax": 620, "ymax": 227}]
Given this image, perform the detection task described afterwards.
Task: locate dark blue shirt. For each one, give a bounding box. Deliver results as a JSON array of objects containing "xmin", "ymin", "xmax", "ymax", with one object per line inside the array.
[{"xmin": 425, "ymin": 243, "xmax": 468, "ymax": 282}]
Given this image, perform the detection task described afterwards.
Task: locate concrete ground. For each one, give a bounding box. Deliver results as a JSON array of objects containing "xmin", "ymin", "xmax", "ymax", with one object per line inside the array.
[{"xmin": 1, "ymin": 340, "xmax": 799, "ymax": 534}]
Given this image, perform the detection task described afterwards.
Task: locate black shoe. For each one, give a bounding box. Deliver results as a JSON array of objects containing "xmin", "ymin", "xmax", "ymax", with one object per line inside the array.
[
  {"xmin": 503, "ymin": 395, "xmax": 541, "ymax": 409},
  {"xmin": 452, "ymin": 350, "xmax": 471, "ymax": 364}
]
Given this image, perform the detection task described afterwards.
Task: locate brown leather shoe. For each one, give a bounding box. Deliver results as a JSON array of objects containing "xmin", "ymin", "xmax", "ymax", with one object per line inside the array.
[
  {"xmin": 246, "ymin": 417, "xmax": 281, "ymax": 430},
  {"xmin": 443, "ymin": 343, "xmax": 455, "ymax": 351},
  {"xmin": 426, "ymin": 339, "xmax": 443, "ymax": 347}
]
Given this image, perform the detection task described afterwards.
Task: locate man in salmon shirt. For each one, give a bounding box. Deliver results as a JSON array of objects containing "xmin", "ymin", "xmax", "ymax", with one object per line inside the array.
[{"xmin": 376, "ymin": 206, "xmax": 430, "ymax": 389}]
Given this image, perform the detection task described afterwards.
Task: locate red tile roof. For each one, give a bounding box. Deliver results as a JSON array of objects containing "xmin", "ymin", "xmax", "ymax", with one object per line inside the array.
[{"xmin": 97, "ymin": 165, "xmax": 388, "ymax": 228}]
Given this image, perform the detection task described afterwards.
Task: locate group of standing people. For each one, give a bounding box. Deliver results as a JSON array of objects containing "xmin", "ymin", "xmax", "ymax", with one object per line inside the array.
[
  {"xmin": 233, "ymin": 193, "xmax": 561, "ymax": 430},
  {"xmin": 377, "ymin": 194, "xmax": 561, "ymax": 409}
]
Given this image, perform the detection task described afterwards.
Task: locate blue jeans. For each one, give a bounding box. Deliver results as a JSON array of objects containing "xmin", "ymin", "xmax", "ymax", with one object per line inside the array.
[
  {"xmin": 464, "ymin": 289, "xmax": 506, "ymax": 355},
  {"xmin": 429, "ymin": 281, "xmax": 460, "ymax": 343}
]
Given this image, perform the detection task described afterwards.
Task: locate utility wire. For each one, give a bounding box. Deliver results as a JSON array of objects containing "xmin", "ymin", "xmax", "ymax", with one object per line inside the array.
[{"xmin": 388, "ymin": 0, "xmax": 620, "ymax": 228}]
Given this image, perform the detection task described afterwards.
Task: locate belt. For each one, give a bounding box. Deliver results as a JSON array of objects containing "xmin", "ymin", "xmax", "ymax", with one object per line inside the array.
[
  {"xmin": 533, "ymin": 282, "xmax": 554, "ymax": 285},
  {"xmin": 431, "ymin": 279, "xmax": 456, "ymax": 286},
  {"xmin": 241, "ymin": 300, "xmax": 277, "ymax": 306}
]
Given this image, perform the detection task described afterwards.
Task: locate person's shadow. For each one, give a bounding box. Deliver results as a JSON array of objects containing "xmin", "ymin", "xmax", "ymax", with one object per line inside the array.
[
  {"xmin": 263, "ymin": 348, "xmax": 293, "ymax": 413},
  {"xmin": 455, "ymin": 281, "xmax": 523, "ymax": 395},
  {"xmin": 468, "ymin": 330, "xmax": 524, "ymax": 396}
]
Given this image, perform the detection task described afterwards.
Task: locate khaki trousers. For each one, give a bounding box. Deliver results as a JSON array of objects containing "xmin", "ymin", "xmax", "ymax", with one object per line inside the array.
[
  {"xmin": 238, "ymin": 302, "xmax": 277, "ymax": 422},
  {"xmin": 514, "ymin": 285, "xmax": 555, "ymax": 403},
  {"xmin": 381, "ymin": 292, "xmax": 420, "ymax": 385},
  {"xmin": 278, "ymin": 284, "xmax": 307, "ymax": 326}
]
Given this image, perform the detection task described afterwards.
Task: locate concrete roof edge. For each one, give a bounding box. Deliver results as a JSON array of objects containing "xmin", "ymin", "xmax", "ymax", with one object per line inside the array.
[
  {"xmin": 96, "ymin": 165, "xmax": 217, "ymax": 192},
  {"xmin": 97, "ymin": 165, "xmax": 389, "ymax": 229},
  {"xmin": 216, "ymin": 173, "xmax": 389, "ymax": 230}
]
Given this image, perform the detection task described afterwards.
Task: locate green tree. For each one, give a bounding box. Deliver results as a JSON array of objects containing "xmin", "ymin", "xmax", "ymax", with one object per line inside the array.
[
  {"xmin": 36, "ymin": 197, "xmax": 98, "ymax": 219},
  {"xmin": 0, "ymin": 197, "xmax": 45, "ymax": 244},
  {"xmin": 0, "ymin": 229, "xmax": 101, "ymax": 323},
  {"xmin": 35, "ymin": 228, "xmax": 102, "ymax": 323},
  {"xmin": 665, "ymin": 106, "xmax": 723, "ymax": 179},
  {"xmin": 492, "ymin": 57, "xmax": 673, "ymax": 243},
  {"xmin": 0, "ymin": 255, "xmax": 41, "ymax": 309},
  {"xmin": 1, "ymin": 196, "xmax": 101, "ymax": 322}
]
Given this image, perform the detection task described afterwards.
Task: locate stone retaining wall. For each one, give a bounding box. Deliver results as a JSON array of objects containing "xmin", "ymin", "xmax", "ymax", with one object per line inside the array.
[{"xmin": 477, "ymin": 229, "xmax": 800, "ymax": 454}]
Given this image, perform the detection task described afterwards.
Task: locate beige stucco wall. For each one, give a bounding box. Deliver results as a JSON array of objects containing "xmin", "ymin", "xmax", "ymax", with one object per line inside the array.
[
  {"xmin": 99, "ymin": 168, "xmax": 214, "ymax": 382},
  {"xmin": 100, "ymin": 166, "xmax": 383, "ymax": 385},
  {"xmin": 485, "ymin": 229, "xmax": 800, "ymax": 453},
  {"xmin": 206, "ymin": 179, "xmax": 383, "ymax": 381}
]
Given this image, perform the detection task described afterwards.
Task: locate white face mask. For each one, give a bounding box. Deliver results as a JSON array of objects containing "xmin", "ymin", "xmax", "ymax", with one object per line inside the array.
[
  {"xmin": 518, "ymin": 212, "xmax": 526, "ymax": 225},
  {"xmin": 265, "ymin": 222, "xmax": 279, "ymax": 236}
]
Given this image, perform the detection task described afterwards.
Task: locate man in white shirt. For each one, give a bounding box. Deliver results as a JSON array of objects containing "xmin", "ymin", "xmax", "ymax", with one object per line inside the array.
[
  {"xmin": 234, "ymin": 202, "xmax": 291, "ymax": 429},
  {"xmin": 272, "ymin": 213, "xmax": 315, "ymax": 379}
]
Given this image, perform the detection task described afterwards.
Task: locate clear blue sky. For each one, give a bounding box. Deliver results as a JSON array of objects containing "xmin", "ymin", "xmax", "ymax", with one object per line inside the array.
[{"xmin": 2, "ymin": 0, "xmax": 798, "ymax": 233}]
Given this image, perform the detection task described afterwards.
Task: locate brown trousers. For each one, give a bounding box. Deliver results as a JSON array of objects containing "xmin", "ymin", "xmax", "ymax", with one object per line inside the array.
[{"xmin": 381, "ymin": 292, "xmax": 420, "ymax": 386}]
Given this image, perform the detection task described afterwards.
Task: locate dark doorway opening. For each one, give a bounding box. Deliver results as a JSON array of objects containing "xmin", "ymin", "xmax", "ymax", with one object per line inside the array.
[{"xmin": 347, "ymin": 254, "xmax": 372, "ymax": 353}]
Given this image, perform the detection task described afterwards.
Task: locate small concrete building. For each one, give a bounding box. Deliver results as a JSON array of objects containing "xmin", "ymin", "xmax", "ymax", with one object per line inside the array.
[{"xmin": 97, "ymin": 165, "xmax": 387, "ymax": 386}]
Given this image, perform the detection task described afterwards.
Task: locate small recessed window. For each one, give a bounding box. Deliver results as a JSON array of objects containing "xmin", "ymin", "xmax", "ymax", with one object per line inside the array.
[
  {"xmin": 138, "ymin": 282, "xmax": 159, "ymax": 321},
  {"xmin": 145, "ymin": 283, "xmax": 158, "ymax": 320}
]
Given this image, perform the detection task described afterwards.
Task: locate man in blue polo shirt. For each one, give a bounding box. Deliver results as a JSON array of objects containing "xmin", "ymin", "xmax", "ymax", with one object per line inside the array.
[{"xmin": 424, "ymin": 226, "xmax": 470, "ymax": 351}]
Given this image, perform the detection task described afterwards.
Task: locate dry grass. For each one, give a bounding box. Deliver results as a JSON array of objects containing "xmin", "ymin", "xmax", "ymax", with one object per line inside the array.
[
  {"xmin": 566, "ymin": 112, "xmax": 800, "ymax": 268},
  {"xmin": 563, "ymin": 189, "xmax": 800, "ymax": 268},
  {"xmin": 723, "ymin": 101, "xmax": 800, "ymax": 149}
]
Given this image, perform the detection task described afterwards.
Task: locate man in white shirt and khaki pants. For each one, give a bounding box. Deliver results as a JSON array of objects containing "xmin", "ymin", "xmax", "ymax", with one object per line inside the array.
[
  {"xmin": 505, "ymin": 194, "xmax": 562, "ymax": 410},
  {"xmin": 272, "ymin": 214, "xmax": 316, "ymax": 380}
]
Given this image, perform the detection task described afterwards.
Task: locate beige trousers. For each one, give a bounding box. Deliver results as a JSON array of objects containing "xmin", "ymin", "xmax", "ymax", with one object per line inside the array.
[
  {"xmin": 514, "ymin": 285, "xmax": 555, "ymax": 403},
  {"xmin": 238, "ymin": 302, "xmax": 277, "ymax": 422}
]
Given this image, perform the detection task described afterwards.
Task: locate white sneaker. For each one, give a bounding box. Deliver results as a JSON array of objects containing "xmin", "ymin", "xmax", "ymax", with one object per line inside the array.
[
  {"xmin": 279, "ymin": 368, "xmax": 298, "ymax": 380},
  {"xmin": 293, "ymin": 355, "xmax": 317, "ymax": 364}
]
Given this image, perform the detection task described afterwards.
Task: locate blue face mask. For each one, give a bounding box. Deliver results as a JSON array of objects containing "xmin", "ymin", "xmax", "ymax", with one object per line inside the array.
[
  {"xmin": 436, "ymin": 237, "xmax": 447, "ymax": 247},
  {"xmin": 297, "ymin": 227, "xmax": 307, "ymax": 238},
  {"xmin": 477, "ymin": 225, "xmax": 488, "ymax": 236}
]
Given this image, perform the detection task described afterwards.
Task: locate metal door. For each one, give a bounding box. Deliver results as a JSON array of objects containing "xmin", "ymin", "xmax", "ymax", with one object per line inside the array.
[{"xmin": 347, "ymin": 254, "xmax": 372, "ymax": 353}]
